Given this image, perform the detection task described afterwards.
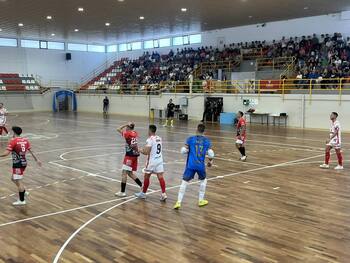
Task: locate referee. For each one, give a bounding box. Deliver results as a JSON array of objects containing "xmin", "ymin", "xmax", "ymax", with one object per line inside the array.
[{"xmin": 163, "ymin": 99, "xmax": 175, "ymax": 127}]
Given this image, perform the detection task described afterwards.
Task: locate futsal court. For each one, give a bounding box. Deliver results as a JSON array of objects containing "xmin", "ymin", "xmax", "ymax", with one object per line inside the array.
[{"xmin": 0, "ymin": 112, "xmax": 348, "ymax": 263}]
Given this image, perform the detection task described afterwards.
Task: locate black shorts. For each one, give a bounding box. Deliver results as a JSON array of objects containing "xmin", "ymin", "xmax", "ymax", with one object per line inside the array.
[{"xmin": 167, "ymin": 112, "xmax": 174, "ymax": 118}]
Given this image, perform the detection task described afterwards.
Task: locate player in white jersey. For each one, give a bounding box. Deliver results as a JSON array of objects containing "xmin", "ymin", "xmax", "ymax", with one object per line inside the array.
[
  {"xmin": 135, "ymin": 125, "xmax": 167, "ymax": 201},
  {"xmin": 0, "ymin": 103, "xmax": 9, "ymax": 137},
  {"xmin": 320, "ymin": 112, "xmax": 344, "ymax": 170}
]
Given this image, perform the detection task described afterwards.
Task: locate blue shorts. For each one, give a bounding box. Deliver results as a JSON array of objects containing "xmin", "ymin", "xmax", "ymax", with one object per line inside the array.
[{"xmin": 183, "ymin": 168, "xmax": 206, "ymax": 181}]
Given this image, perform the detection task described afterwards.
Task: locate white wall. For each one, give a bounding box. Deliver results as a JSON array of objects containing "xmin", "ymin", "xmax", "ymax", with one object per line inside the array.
[
  {"xmin": 0, "ymin": 47, "xmax": 108, "ymax": 84},
  {"xmin": 202, "ymin": 13, "xmax": 350, "ymax": 47},
  {"xmin": 75, "ymin": 93, "xmax": 350, "ymax": 131},
  {"xmin": 0, "ymin": 90, "xmax": 53, "ymax": 112},
  {"xmin": 0, "ymin": 13, "xmax": 350, "ymax": 87},
  {"xmin": 2, "ymin": 92, "xmax": 349, "ymax": 130}
]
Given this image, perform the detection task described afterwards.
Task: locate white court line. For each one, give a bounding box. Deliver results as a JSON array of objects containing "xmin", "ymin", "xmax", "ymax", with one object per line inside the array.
[
  {"xmin": 0, "ymin": 196, "xmax": 134, "ymax": 228},
  {"xmin": 52, "ymin": 152, "xmax": 325, "ymax": 262},
  {"xmin": 0, "ymin": 153, "xmax": 324, "ymax": 228},
  {"xmin": 42, "ymin": 115, "xmax": 350, "ymax": 145},
  {"xmin": 52, "ymin": 197, "xmax": 138, "ymax": 263},
  {"xmin": 58, "ymin": 146, "xmax": 123, "ymax": 160},
  {"xmin": 213, "ymin": 156, "xmax": 267, "ymax": 167},
  {"xmin": 59, "ymin": 152, "xmax": 123, "ymax": 161},
  {"xmin": 34, "ymin": 116, "xmax": 330, "ymax": 151},
  {"xmin": 163, "ymin": 148, "xmax": 268, "ymax": 167},
  {"xmin": 49, "ymin": 161, "xmax": 155, "ymax": 192},
  {"xmin": 0, "ymin": 144, "xmax": 119, "ymax": 163}
]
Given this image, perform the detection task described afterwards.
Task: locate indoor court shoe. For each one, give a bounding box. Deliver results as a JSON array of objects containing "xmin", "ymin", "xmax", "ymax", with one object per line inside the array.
[
  {"xmin": 160, "ymin": 193, "xmax": 167, "ymax": 201},
  {"xmin": 12, "ymin": 200, "xmax": 26, "ymax": 206},
  {"xmin": 173, "ymin": 201, "xmax": 181, "ymax": 210},
  {"xmin": 240, "ymin": 156, "xmax": 247, "ymax": 161},
  {"xmin": 334, "ymin": 165, "xmax": 344, "ymax": 170},
  {"xmin": 134, "ymin": 192, "xmax": 146, "ymax": 199},
  {"xmin": 319, "ymin": 164, "xmax": 330, "ymax": 169},
  {"xmin": 198, "ymin": 200, "xmax": 209, "ymax": 207},
  {"xmin": 115, "ymin": 192, "xmax": 127, "ymax": 197}
]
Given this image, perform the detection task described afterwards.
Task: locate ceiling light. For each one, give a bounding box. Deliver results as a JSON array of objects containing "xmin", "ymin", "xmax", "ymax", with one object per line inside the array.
[
  {"xmin": 105, "ymin": 22, "xmax": 110, "ymax": 26},
  {"xmin": 74, "ymin": 28, "xmax": 79, "ymax": 32},
  {"xmin": 139, "ymin": 16, "xmax": 145, "ymax": 20},
  {"xmin": 51, "ymin": 33, "xmax": 55, "ymax": 36},
  {"xmin": 78, "ymin": 7, "xmax": 84, "ymax": 12},
  {"xmin": 181, "ymin": 8, "xmax": 187, "ymax": 12},
  {"xmin": 18, "ymin": 23, "xmax": 24, "ymax": 27},
  {"xmin": 117, "ymin": 0, "xmax": 124, "ymax": 2},
  {"xmin": 304, "ymin": 6, "xmax": 309, "ymax": 10},
  {"xmin": 248, "ymin": 15, "xmax": 253, "ymax": 18},
  {"xmin": 0, "ymin": 28, "xmax": 2, "ymax": 31},
  {"xmin": 46, "ymin": 15, "xmax": 52, "ymax": 20}
]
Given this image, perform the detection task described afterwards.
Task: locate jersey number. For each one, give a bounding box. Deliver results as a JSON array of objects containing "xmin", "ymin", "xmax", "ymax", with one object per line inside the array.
[
  {"xmin": 156, "ymin": 144, "xmax": 162, "ymax": 154},
  {"xmin": 195, "ymin": 145, "xmax": 204, "ymax": 157}
]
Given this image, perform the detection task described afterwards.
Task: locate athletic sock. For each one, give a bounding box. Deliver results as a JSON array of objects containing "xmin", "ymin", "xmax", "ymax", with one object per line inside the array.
[
  {"xmin": 3, "ymin": 127, "xmax": 8, "ymax": 134},
  {"xmin": 241, "ymin": 147, "xmax": 246, "ymax": 156},
  {"xmin": 143, "ymin": 177, "xmax": 150, "ymax": 193},
  {"xmin": 325, "ymin": 151, "xmax": 331, "ymax": 165},
  {"xmin": 134, "ymin": 178, "xmax": 142, "ymax": 187},
  {"xmin": 199, "ymin": 179, "xmax": 207, "ymax": 201},
  {"xmin": 177, "ymin": 180, "xmax": 188, "ymax": 203},
  {"xmin": 238, "ymin": 147, "xmax": 244, "ymax": 156},
  {"xmin": 19, "ymin": 190, "xmax": 26, "ymax": 202},
  {"xmin": 336, "ymin": 150, "xmax": 343, "ymax": 166},
  {"xmin": 158, "ymin": 177, "xmax": 166, "ymax": 193},
  {"xmin": 121, "ymin": 182, "xmax": 127, "ymax": 193}
]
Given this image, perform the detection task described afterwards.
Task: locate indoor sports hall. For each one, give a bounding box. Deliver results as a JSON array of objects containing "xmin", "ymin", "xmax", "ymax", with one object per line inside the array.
[{"xmin": 0, "ymin": 1, "xmax": 350, "ymax": 262}]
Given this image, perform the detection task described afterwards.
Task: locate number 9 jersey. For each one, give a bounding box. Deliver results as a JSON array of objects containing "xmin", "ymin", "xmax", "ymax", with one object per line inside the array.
[{"xmin": 144, "ymin": 135, "xmax": 164, "ymax": 174}]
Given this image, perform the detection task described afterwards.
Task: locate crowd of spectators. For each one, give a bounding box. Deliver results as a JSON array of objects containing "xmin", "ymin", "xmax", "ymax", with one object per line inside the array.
[
  {"xmin": 241, "ymin": 33, "xmax": 350, "ymax": 83},
  {"xmin": 87, "ymin": 32, "xmax": 350, "ymax": 92},
  {"xmin": 109, "ymin": 46, "xmax": 241, "ymax": 88}
]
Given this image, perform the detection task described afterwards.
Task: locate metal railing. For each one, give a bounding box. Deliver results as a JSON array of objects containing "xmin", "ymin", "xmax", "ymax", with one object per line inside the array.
[
  {"xmin": 78, "ymin": 78, "xmax": 350, "ymax": 100},
  {"xmin": 79, "ymin": 54, "xmax": 122, "ymax": 86},
  {"xmin": 256, "ymin": 56, "xmax": 295, "ymax": 72},
  {"xmin": 195, "ymin": 59, "xmax": 241, "ymax": 78},
  {"xmin": 41, "ymin": 80, "xmax": 80, "ymax": 90},
  {"xmin": 241, "ymin": 48, "xmax": 264, "ymax": 60}
]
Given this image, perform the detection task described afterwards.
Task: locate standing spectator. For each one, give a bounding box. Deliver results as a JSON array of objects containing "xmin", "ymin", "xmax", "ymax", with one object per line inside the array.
[
  {"xmin": 103, "ymin": 96, "xmax": 109, "ymax": 115},
  {"xmin": 163, "ymin": 99, "xmax": 176, "ymax": 127},
  {"xmin": 0, "ymin": 103, "xmax": 9, "ymax": 137}
]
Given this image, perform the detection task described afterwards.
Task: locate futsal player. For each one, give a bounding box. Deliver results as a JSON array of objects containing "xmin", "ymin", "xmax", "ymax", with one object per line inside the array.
[
  {"xmin": 174, "ymin": 123, "xmax": 214, "ymax": 209},
  {"xmin": 115, "ymin": 122, "xmax": 143, "ymax": 197},
  {"xmin": 320, "ymin": 112, "xmax": 344, "ymax": 170},
  {"xmin": 134, "ymin": 125, "xmax": 167, "ymax": 201},
  {"xmin": 0, "ymin": 103, "xmax": 9, "ymax": 137},
  {"xmin": 163, "ymin": 99, "xmax": 175, "ymax": 127},
  {"xmin": 0, "ymin": 126, "xmax": 42, "ymax": 206},
  {"xmin": 103, "ymin": 96, "xmax": 109, "ymax": 115},
  {"xmin": 236, "ymin": 111, "xmax": 247, "ymax": 161}
]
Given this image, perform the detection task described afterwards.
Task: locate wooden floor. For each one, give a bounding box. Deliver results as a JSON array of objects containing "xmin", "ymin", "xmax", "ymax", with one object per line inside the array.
[{"xmin": 0, "ymin": 112, "xmax": 349, "ymax": 263}]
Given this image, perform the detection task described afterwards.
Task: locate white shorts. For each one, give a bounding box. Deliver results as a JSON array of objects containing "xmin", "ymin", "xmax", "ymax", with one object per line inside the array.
[
  {"xmin": 143, "ymin": 161, "xmax": 164, "ymax": 174},
  {"xmin": 236, "ymin": 139, "xmax": 245, "ymax": 145},
  {"xmin": 12, "ymin": 174, "xmax": 23, "ymax": 180},
  {"xmin": 327, "ymin": 139, "xmax": 341, "ymax": 149}
]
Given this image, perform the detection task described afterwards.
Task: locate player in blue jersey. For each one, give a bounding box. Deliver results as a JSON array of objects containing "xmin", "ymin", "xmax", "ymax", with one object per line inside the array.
[{"xmin": 174, "ymin": 123, "xmax": 215, "ymax": 209}]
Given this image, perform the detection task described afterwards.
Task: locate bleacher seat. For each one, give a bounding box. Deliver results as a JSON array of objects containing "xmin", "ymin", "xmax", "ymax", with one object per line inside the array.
[{"xmin": 0, "ymin": 73, "xmax": 41, "ymax": 93}]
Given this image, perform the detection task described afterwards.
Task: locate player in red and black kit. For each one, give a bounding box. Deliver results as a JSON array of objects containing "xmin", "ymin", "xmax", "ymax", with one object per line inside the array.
[
  {"xmin": 115, "ymin": 122, "xmax": 143, "ymax": 197},
  {"xmin": 236, "ymin": 111, "xmax": 247, "ymax": 161},
  {"xmin": 0, "ymin": 126, "xmax": 41, "ymax": 206}
]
